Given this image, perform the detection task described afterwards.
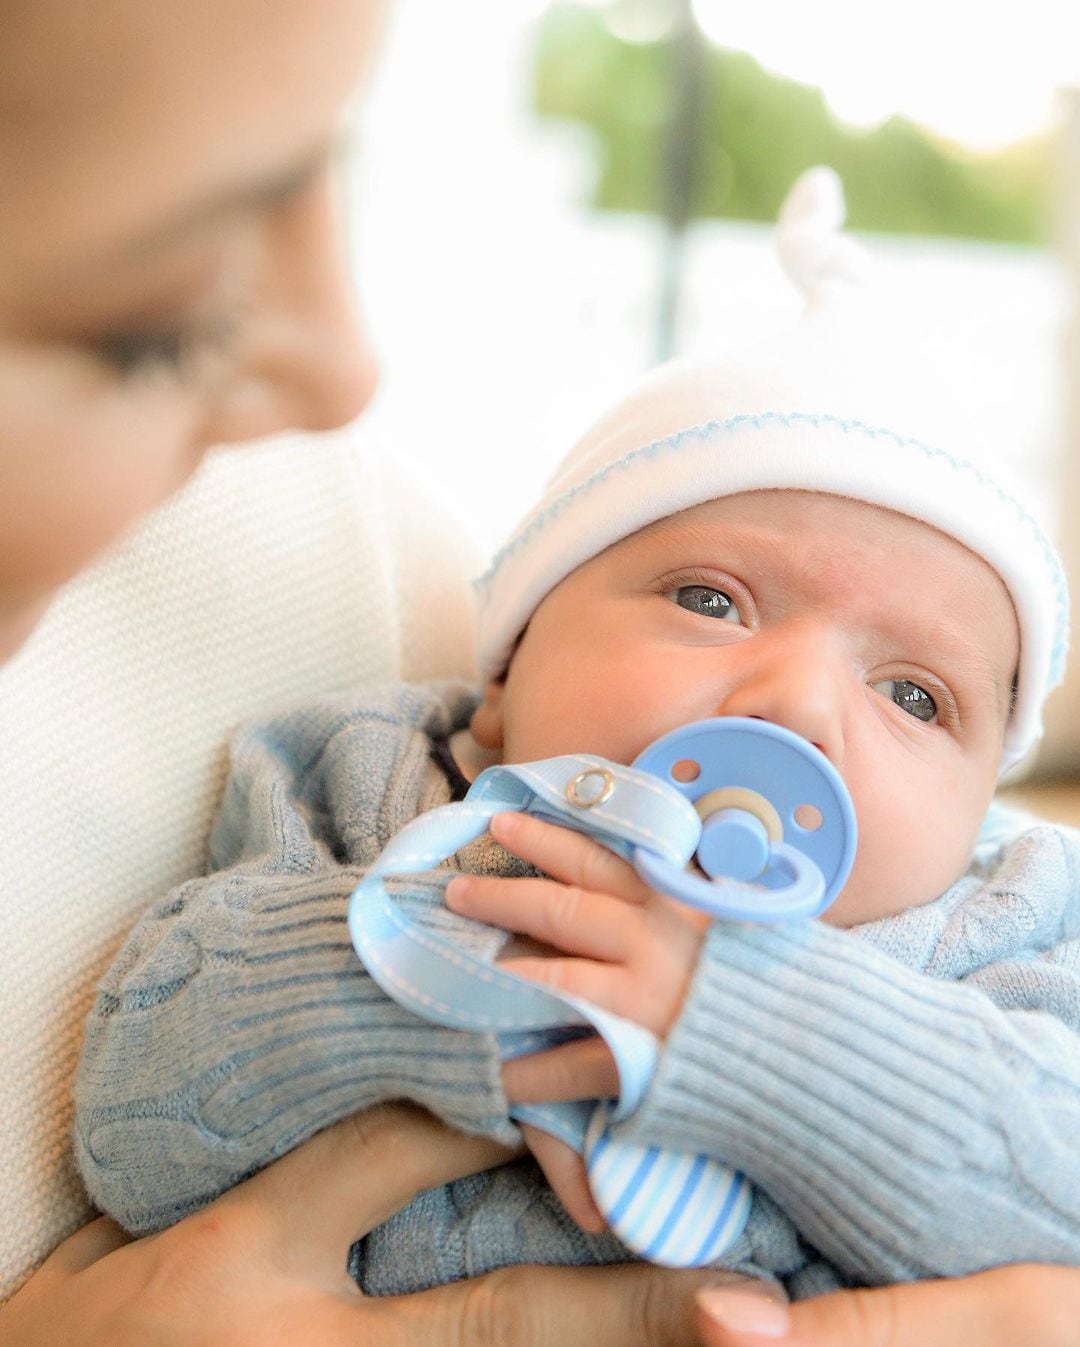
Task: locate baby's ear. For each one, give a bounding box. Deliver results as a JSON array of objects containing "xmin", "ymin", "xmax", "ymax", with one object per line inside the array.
[{"xmin": 470, "ymin": 676, "xmax": 506, "ymax": 750}]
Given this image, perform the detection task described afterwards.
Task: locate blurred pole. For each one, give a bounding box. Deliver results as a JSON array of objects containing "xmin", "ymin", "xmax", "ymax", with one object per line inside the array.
[
  {"xmin": 656, "ymin": 0, "xmax": 708, "ymax": 361},
  {"xmin": 1037, "ymin": 85, "xmax": 1080, "ymax": 777}
]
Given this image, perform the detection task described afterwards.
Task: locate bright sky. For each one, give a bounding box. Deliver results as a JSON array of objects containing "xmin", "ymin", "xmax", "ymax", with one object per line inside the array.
[{"xmin": 577, "ymin": 0, "xmax": 1080, "ymax": 150}]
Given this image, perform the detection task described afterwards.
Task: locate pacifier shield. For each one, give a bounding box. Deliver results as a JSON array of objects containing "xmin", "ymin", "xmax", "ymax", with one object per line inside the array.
[{"xmin": 633, "ymin": 717, "xmax": 856, "ymax": 907}]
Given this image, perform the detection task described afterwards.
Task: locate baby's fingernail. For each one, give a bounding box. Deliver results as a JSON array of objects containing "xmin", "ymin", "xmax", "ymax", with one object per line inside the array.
[
  {"xmin": 445, "ymin": 877, "xmax": 472, "ymax": 906},
  {"xmin": 490, "ymin": 812, "xmax": 519, "ymax": 838},
  {"xmin": 695, "ymin": 1288, "xmax": 792, "ymax": 1340}
]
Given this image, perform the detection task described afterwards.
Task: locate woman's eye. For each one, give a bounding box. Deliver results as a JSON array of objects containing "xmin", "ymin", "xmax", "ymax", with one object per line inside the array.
[
  {"xmin": 92, "ymin": 312, "xmax": 238, "ymax": 381},
  {"xmin": 96, "ymin": 328, "xmax": 190, "ymax": 378},
  {"xmin": 871, "ymin": 678, "xmax": 938, "ymax": 723},
  {"xmin": 668, "ymin": 585, "xmax": 742, "ymax": 623}
]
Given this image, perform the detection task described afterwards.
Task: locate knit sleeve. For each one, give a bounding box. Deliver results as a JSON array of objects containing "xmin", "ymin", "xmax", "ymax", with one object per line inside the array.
[
  {"xmin": 611, "ymin": 824, "xmax": 1080, "ymax": 1283},
  {"xmin": 72, "ymin": 683, "xmax": 513, "ymax": 1236}
]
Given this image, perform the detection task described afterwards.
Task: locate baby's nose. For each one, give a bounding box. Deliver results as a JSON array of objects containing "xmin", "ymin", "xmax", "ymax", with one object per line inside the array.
[{"xmin": 715, "ymin": 628, "xmax": 846, "ymax": 767}]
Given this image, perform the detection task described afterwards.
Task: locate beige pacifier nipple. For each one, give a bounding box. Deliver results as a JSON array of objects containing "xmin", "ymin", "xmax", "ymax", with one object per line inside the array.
[{"xmin": 694, "ymin": 786, "xmax": 782, "ymax": 841}]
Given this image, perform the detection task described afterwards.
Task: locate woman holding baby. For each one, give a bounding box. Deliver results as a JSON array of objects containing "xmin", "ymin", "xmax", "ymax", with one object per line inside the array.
[{"xmin": 0, "ymin": 1, "xmax": 1074, "ymax": 1343}]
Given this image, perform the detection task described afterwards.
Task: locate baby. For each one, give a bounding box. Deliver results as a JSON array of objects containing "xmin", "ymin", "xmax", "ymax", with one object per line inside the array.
[{"xmin": 75, "ymin": 169, "xmax": 1080, "ymax": 1299}]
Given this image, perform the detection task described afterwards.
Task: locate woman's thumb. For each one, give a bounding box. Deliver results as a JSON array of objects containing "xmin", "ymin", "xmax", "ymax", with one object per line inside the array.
[
  {"xmin": 696, "ymin": 1266, "xmax": 1079, "ymax": 1347},
  {"xmin": 31, "ymin": 1217, "xmax": 130, "ymax": 1282},
  {"xmin": 227, "ymin": 1103, "xmax": 516, "ymax": 1276}
]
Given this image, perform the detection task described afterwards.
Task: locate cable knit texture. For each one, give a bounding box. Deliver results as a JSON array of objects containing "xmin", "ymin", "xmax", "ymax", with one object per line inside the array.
[
  {"xmin": 75, "ymin": 682, "xmax": 1080, "ymax": 1295},
  {"xmin": 75, "ymin": 682, "xmax": 518, "ymax": 1235},
  {"xmin": 613, "ymin": 829, "xmax": 1080, "ymax": 1284}
]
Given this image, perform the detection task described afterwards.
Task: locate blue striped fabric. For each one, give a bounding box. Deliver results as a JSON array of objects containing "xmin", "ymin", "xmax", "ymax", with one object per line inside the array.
[{"xmin": 584, "ymin": 1114, "xmax": 753, "ymax": 1266}]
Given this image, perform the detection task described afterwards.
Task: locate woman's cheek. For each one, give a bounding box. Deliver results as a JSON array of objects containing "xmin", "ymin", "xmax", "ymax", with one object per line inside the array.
[{"xmin": 0, "ymin": 365, "xmax": 202, "ymax": 600}]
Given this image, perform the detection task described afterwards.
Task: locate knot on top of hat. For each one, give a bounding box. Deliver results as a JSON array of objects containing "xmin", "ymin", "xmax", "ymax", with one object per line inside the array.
[{"xmin": 776, "ymin": 165, "xmax": 869, "ymax": 309}]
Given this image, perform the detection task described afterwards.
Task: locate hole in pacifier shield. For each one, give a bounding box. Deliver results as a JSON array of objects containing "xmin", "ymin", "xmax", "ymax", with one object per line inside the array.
[
  {"xmin": 672, "ymin": 758, "xmax": 701, "ymax": 783},
  {"xmin": 794, "ymin": 804, "xmax": 823, "ymax": 832}
]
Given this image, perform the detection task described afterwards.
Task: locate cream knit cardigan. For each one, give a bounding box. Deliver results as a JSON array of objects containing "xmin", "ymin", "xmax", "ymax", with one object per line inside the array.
[{"xmin": 0, "ymin": 424, "xmax": 479, "ymax": 1300}]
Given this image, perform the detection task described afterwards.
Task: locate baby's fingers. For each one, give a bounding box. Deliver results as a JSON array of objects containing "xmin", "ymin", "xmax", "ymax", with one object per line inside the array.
[
  {"xmin": 490, "ymin": 812, "xmax": 653, "ymax": 904},
  {"xmin": 498, "ymin": 953, "xmax": 630, "ymax": 1019},
  {"xmin": 503, "ymin": 1036, "xmax": 620, "ymax": 1104},
  {"xmin": 447, "ymin": 874, "xmax": 633, "ymax": 961},
  {"xmin": 520, "ymin": 1122, "xmax": 606, "ymax": 1233}
]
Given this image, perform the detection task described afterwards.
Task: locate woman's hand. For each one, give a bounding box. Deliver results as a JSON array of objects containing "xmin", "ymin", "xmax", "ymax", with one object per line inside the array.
[
  {"xmin": 2, "ymin": 1103, "xmax": 728, "ymax": 1347},
  {"xmin": 695, "ymin": 1265, "xmax": 1080, "ymax": 1346}
]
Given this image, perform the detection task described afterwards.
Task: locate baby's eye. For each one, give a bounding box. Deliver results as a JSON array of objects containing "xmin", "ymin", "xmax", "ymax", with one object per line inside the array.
[
  {"xmin": 871, "ymin": 678, "xmax": 938, "ymax": 723},
  {"xmin": 668, "ymin": 585, "xmax": 742, "ymax": 623}
]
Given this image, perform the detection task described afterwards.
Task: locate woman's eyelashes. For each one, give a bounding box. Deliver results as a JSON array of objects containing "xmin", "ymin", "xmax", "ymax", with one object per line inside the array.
[
  {"xmin": 870, "ymin": 677, "xmax": 939, "ymax": 723},
  {"xmin": 92, "ymin": 309, "xmax": 240, "ymax": 382},
  {"xmin": 666, "ymin": 582, "xmax": 746, "ymax": 624}
]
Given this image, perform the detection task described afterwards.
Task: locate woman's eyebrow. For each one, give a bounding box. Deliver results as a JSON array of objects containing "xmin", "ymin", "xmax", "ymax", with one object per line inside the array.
[{"xmin": 87, "ymin": 137, "xmax": 336, "ymax": 271}]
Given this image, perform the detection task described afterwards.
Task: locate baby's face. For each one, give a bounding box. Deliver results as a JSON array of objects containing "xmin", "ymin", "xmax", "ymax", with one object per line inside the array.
[{"xmin": 471, "ymin": 490, "xmax": 1019, "ymax": 926}]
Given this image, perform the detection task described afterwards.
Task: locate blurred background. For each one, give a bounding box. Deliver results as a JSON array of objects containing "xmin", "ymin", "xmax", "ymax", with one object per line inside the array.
[{"xmin": 350, "ymin": 0, "xmax": 1080, "ymax": 783}]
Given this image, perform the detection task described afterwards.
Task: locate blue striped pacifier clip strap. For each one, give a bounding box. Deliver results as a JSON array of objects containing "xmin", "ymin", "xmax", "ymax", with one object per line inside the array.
[{"xmin": 348, "ymin": 753, "xmax": 755, "ymax": 1267}]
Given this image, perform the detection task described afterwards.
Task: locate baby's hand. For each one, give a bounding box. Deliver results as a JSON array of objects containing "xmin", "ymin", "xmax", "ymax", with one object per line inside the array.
[
  {"xmin": 445, "ymin": 811, "xmax": 707, "ymax": 1235},
  {"xmin": 445, "ymin": 811, "xmax": 708, "ymax": 1040}
]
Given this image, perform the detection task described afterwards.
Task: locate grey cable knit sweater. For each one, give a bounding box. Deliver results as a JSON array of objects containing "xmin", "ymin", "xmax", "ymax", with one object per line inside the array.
[{"xmin": 73, "ymin": 681, "xmax": 1080, "ymax": 1298}]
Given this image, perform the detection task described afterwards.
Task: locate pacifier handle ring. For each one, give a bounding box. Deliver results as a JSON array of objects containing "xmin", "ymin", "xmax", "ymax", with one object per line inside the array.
[{"xmin": 633, "ymin": 839, "xmax": 828, "ymax": 922}]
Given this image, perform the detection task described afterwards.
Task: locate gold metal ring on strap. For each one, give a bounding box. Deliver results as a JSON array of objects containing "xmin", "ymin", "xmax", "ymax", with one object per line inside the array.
[{"xmin": 566, "ymin": 767, "xmax": 616, "ymax": 809}]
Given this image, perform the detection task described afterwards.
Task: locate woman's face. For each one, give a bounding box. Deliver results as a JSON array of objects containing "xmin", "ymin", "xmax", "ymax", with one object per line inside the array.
[{"xmin": 0, "ymin": 0, "xmax": 383, "ymax": 659}]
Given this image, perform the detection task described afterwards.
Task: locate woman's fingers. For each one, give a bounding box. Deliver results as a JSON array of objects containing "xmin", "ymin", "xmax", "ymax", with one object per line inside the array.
[
  {"xmin": 447, "ymin": 874, "xmax": 634, "ymax": 962},
  {"xmin": 29, "ymin": 1217, "xmax": 130, "ymax": 1283},
  {"xmin": 696, "ymin": 1264, "xmax": 1080, "ymax": 1347},
  {"xmin": 503, "ymin": 1036, "xmax": 620, "ymax": 1103},
  {"xmin": 490, "ymin": 812, "xmax": 652, "ymax": 904},
  {"xmin": 6, "ymin": 1110, "xmax": 792, "ymax": 1347},
  {"xmin": 227, "ymin": 1103, "xmax": 518, "ymax": 1281},
  {"xmin": 384, "ymin": 1261, "xmax": 753, "ymax": 1347}
]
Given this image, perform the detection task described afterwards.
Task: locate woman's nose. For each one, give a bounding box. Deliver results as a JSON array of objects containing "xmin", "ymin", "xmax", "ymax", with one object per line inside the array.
[
  {"xmin": 715, "ymin": 624, "xmax": 847, "ymax": 767},
  {"xmin": 203, "ymin": 172, "xmax": 378, "ymax": 447}
]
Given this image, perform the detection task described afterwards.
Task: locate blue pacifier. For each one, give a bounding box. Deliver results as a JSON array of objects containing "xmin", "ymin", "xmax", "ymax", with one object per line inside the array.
[
  {"xmin": 348, "ymin": 716, "xmax": 856, "ymax": 1268},
  {"xmin": 629, "ymin": 717, "xmax": 855, "ymax": 921}
]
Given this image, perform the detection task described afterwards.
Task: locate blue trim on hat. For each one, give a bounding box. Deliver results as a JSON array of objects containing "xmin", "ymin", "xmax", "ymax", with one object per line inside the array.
[{"xmin": 474, "ymin": 411, "xmax": 1070, "ymax": 688}]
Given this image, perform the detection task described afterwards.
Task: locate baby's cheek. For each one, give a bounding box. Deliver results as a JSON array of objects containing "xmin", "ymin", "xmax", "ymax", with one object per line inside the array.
[
  {"xmin": 826, "ymin": 780, "xmax": 985, "ymax": 927},
  {"xmin": 822, "ymin": 792, "xmax": 941, "ymax": 926}
]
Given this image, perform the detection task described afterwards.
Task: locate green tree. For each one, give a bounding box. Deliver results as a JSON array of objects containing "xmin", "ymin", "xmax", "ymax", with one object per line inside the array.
[{"xmin": 533, "ymin": 4, "xmax": 1049, "ymax": 243}]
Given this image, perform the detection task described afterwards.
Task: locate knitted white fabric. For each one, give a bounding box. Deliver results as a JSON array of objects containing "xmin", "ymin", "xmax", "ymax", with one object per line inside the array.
[
  {"xmin": 0, "ymin": 426, "xmax": 480, "ymax": 1301},
  {"xmin": 476, "ymin": 168, "xmax": 1069, "ymax": 772}
]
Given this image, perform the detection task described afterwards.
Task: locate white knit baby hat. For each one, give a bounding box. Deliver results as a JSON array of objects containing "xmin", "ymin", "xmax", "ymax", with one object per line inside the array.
[{"xmin": 475, "ymin": 167, "xmax": 1069, "ymax": 771}]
